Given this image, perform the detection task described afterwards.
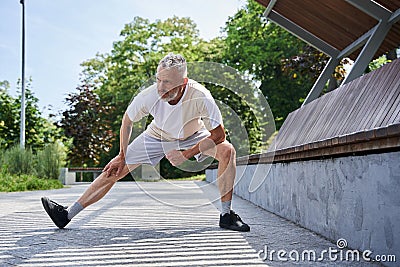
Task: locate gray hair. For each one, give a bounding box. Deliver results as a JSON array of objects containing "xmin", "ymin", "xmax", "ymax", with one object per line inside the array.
[{"xmin": 158, "ymin": 53, "xmax": 187, "ymax": 78}]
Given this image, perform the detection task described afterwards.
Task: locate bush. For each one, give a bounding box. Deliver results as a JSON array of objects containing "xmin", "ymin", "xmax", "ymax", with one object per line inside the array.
[
  {"xmin": 0, "ymin": 169, "xmax": 63, "ymax": 192},
  {"xmin": 0, "ymin": 143, "xmax": 67, "ymax": 192},
  {"xmin": 2, "ymin": 145, "xmax": 36, "ymax": 176},
  {"xmin": 0, "ymin": 148, "xmax": 3, "ymax": 167},
  {"xmin": 36, "ymin": 143, "xmax": 66, "ymax": 179}
]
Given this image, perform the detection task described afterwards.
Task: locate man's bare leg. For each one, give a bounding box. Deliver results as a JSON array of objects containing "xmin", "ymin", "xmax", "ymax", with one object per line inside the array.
[
  {"xmin": 77, "ymin": 164, "xmax": 139, "ymax": 208},
  {"xmin": 203, "ymin": 140, "xmax": 236, "ymax": 214},
  {"xmin": 202, "ymin": 140, "xmax": 249, "ymax": 231},
  {"xmin": 41, "ymin": 163, "xmax": 140, "ymax": 229},
  {"xmin": 203, "ymin": 140, "xmax": 236, "ymax": 202}
]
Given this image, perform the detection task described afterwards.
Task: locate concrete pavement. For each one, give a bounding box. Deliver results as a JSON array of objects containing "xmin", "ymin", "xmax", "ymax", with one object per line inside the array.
[{"xmin": 0, "ymin": 181, "xmax": 382, "ymax": 266}]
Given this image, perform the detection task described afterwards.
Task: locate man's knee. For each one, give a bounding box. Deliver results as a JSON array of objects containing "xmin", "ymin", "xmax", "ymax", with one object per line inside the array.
[
  {"xmin": 217, "ymin": 142, "xmax": 236, "ymax": 162},
  {"xmin": 101, "ymin": 165, "xmax": 132, "ymax": 183}
]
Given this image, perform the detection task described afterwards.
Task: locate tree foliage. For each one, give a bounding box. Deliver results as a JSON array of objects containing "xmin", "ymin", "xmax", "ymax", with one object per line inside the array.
[
  {"xmin": 0, "ymin": 81, "xmax": 18, "ymax": 149},
  {"xmin": 222, "ymin": 0, "xmax": 351, "ymax": 128},
  {"xmin": 281, "ymin": 45, "xmax": 350, "ymax": 92},
  {"xmin": 58, "ymin": 81, "xmax": 115, "ymax": 166},
  {"xmin": 0, "ymin": 79, "xmax": 62, "ymax": 151}
]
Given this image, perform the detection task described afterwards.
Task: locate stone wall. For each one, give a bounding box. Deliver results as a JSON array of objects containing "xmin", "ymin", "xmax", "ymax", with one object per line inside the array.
[{"xmin": 206, "ymin": 151, "xmax": 400, "ymax": 266}]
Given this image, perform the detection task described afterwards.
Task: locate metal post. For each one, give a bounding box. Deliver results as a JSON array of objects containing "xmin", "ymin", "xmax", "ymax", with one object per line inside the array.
[
  {"xmin": 19, "ymin": 0, "xmax": 26, "ymax": 149},
  {"xmin": 263, "ymin": 0, "xmax": 277, "ymax": 18},
  {"xmin": 302, "ymin": 57, "xmax": 339, "ymax": 106},
  {"xmin": 342, "ymin": 20, "xmax": 391, "ymax": 85}
]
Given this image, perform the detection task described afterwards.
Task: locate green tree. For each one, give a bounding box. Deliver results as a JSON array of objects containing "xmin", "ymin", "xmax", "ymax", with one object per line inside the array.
[
  {"xmin": 223, "ymin": 0, "xmax": 326, "ymax": 128},
  {"xmin": 368, "ymin": 54, "xmax": 392, "ymax": 72},
  {"xmin": 15, "ymin": 79, "xmax": 47, "ymax": 150},
  {"xmin": 0, "ymin": 79, "xmax": 61, "ymax": 151},
  {"xmin": 0, "ymin": 81, "xmax": 19, "ymax": 149}
]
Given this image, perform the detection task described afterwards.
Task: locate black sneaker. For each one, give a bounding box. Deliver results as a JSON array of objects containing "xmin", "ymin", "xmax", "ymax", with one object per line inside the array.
[
  {"xmin": 219, "ymin": 210, "xmax": 250, "ymax": 232},
  {"xmin": 41, "ymin": 197, "xmax": 70, "ymax": 229}
]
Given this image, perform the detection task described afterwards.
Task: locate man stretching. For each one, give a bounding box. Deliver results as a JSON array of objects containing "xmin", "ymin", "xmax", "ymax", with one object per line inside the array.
[{"xmin": 41, "ymin": 53, "xmax": 250, "ymax": 232}]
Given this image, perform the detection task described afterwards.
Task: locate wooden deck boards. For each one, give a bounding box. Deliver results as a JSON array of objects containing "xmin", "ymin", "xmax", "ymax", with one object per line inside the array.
[{"xmin": 266, "ymin": 59, "xmax": 400, "ymax": 162}]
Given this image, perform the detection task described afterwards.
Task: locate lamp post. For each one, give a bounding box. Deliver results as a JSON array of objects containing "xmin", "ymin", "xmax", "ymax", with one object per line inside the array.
[{"xmin": 20, "ymin": 0, "xmax": 26, "ymax": 149}]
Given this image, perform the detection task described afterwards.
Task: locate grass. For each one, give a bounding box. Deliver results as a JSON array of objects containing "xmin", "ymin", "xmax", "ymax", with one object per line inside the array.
[
  {"xmin": 164, "ymin": 174, "xmax": 206, "ymax": 181},
  {"xmin": 133, "ymin": 174, "xmax": 206, "ymax": 182},
  {"xmin": 0, "ymin": 171, "xmax": 64, "ymax": 192}
]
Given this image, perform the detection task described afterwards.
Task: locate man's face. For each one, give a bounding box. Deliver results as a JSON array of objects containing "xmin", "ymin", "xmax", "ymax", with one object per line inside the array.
[{"xmin": 156, "ymin": 67, "xmax": 184, "ymax": 102}]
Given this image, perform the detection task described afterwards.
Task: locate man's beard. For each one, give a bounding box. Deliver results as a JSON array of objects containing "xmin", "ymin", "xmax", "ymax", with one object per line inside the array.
[{"xmin": 159, "ymin": 90, "xmax": 179, "ymax": 102}]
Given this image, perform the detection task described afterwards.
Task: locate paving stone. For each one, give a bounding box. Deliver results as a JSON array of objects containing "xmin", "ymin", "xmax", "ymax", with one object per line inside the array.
[{"xmin": 0, "ymin": 181, "xmax": 382, "ymax": 266}]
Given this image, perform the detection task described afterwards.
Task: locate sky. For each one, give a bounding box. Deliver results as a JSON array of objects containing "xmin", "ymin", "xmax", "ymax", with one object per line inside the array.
[{"xmin": 0, "ymin": 0, "xmax": 246, "ymax": 117}]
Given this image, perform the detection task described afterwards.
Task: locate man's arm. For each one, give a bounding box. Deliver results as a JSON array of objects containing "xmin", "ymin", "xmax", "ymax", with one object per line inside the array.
[
  {"xmin": 119, "ymin": 113, "xmax": 133, "ymax": 159},
  {"xmin": 166, "ymin": 124, "xmax": 226, "ymax": 166},
  {"xmin": 103, "ymin": 113, "xmax": 133, "ymax": 176}
]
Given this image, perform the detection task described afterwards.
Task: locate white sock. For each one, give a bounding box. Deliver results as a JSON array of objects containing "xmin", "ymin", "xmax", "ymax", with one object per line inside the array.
[
  {"xmin": 221, "ymin": 200, "xmax": 231, "ymax": 216},
  {"xmin": 67, "ymin": 202, "xmax": 84, "ymax": 220}
]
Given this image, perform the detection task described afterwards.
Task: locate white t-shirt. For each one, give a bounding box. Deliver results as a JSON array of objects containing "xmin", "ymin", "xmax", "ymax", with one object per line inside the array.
[{"xmin": 126, "ymin": 79, "xmax": 223, "ymax": 141}]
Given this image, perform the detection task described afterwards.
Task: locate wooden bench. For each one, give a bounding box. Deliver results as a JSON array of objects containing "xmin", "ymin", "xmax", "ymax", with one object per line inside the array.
[
  {"xmin": 69, "ymin": 167, "xmax": 103, "ymax": 181},
  {"xmin": 59, "ymin": 167, "xmax": 103, "ymax": 184},
  {"xmin": 235, "ymin": 58, "xmax": 400, "ymax": 165}
]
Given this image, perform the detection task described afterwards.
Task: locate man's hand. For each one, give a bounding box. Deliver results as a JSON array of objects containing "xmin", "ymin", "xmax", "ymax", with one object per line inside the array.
[
  {"xmin": 103, "ymin": 154, "xmax": 126, "ymax": 177},
  {"xmin": 166, "ymin": 150, "xmax": 188, "ymax": 166}
]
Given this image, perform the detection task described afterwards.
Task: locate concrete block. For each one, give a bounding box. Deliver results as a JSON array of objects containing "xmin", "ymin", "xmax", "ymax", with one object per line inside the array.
[
  {"xmin": 141, "ymin": 164, "xmax": 160, "ymax": 181},
  {"xmin": 58, "ymin": 168, "xmax": 76, "ymax": 185}
]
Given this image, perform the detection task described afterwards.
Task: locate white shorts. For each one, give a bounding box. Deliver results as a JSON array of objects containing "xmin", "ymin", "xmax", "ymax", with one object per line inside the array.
[{"xmin": 125, "ymin": 128, "xmax": 211, "ymax": 166}]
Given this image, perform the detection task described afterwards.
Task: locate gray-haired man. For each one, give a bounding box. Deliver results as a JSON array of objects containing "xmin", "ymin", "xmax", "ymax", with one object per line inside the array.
[{"xmin": 42, "ymin": 53, "xmax": 250, "ymax": 232}]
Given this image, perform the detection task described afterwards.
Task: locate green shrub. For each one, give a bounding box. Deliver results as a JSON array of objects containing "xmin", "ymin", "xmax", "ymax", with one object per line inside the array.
[
  {"xmin": 0, "ymin": 149, "xmax": 4, "ymax": 169},
  {"xmin": 36, "ymin": 142, "xmax": 66, "ymax": 179},
  {"xmin": 0, "ymin": 169, "xmax": 63, "ymax": 192},
  {"xmin": 0, "ymin": 143, "xmax": 67, "ymax": 192},
  {"xmin": 2, "ymin": 145, "xmax": 36, "ymax": 176}
]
